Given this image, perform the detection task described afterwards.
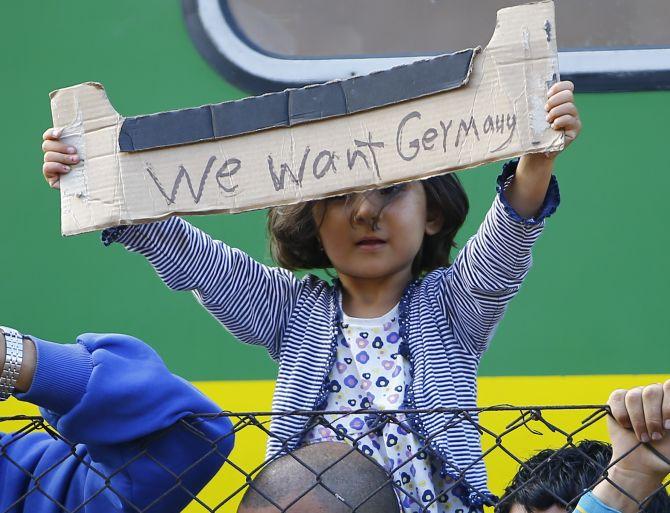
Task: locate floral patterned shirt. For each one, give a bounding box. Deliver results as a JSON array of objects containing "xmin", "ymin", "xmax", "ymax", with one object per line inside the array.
[{"xmin": 305, "ymin": 305, "xmax": 468, "ymax": 513}]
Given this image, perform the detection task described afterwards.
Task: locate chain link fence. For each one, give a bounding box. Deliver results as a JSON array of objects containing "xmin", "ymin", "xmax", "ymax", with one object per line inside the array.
[{"xmin": 1, "ymin": 406, "xmax": 668, "ymax": 512}]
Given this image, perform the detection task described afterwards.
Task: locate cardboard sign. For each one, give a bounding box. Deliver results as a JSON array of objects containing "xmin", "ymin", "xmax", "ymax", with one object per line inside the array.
[{"xmin": 51, "ymin": 0, "xmax": 562, "ymax": 236}]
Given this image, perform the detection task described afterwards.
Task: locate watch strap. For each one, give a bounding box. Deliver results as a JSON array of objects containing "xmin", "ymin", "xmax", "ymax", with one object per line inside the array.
[{"xmin": 0, "ymin": 326, "xmax": 24, "ymax": 401}]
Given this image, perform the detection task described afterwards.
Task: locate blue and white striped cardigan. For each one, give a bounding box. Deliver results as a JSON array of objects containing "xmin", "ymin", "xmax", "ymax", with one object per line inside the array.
[{"xmin": 105, "ymin": 160, "xmax": 559, "ymax": 508}]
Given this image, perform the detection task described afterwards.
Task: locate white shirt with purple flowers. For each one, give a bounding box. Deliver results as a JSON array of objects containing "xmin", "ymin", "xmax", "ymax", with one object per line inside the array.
[{"xmin": 305, "ymin": 305, "xmax": 468, "ymax": 513}]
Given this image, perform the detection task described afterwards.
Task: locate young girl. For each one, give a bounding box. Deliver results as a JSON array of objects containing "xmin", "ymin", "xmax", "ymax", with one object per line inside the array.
[{"xmin": 42, "ymin": 81, "xmax": 581, "ymax": 512}]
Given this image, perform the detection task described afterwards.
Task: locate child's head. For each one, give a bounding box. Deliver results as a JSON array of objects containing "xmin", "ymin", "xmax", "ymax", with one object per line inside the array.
[{"xmin": 268, "ymin": 174, "xmax": 468, "ymax": 279}]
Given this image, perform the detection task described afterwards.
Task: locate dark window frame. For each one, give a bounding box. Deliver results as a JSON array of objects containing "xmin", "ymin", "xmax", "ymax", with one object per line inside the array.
[{"xmin": 182, "ymin": 0, "xmax": 670, "ymax": 94}]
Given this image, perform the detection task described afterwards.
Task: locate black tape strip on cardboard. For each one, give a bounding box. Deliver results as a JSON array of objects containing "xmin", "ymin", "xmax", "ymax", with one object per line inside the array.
[{"xmin": 118, "ymin": 49, "xmax": 476, "ymax": 152}]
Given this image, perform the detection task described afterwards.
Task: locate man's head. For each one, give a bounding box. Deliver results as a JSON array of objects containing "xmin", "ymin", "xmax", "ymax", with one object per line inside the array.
[
  {"xmin": 237, "ymin": 442, "xmax": 400, "ymax": 513},
  {"xmin": 496, "ymin": 440, "xmax": 670, "ymax": 513}
]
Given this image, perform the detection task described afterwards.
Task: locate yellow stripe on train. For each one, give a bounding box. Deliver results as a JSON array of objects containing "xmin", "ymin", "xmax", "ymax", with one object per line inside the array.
[{"xmin": 1, "ymin": 374, "xmax": 667, "ymax": 512}]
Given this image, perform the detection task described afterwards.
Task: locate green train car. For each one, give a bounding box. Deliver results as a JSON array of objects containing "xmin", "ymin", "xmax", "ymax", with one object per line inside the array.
[{"xmin": 1, "ymin": 0, "xmax": 668, "ymax": 508}]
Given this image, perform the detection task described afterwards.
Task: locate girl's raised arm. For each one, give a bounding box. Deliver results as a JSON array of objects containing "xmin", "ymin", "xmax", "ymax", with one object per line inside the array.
[
  {"xmin": 433, "ymin": 81, "xmax": 579, "ymax": 356},
  {"xmin": 103, "ymin": 218, "xmax": 301, "ymax": 360},
  {"xmin": 42, "ymin": 129, "xmax": 302, "ymax": 360},
  {"xmin": 434, "ymin": 165, "xmax": 558, "ymax": 356}
]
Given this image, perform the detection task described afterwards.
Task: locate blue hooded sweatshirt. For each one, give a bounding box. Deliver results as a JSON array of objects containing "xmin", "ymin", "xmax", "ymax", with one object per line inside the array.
[{"xmin": 0, "ymin": 333, "xmax": 234, "ymax": 512}]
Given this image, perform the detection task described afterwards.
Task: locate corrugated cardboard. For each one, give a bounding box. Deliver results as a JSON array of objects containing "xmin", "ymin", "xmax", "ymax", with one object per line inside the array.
[{"xmin": 51, "ymin": 0, "xmax": 562, "ymax": 236}]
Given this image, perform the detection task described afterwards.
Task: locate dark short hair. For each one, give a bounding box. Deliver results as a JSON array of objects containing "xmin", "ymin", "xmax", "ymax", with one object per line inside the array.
[
  {"xmin": 496, "ymin": 440, "xmax": 670, "ymax": 513},
  {"xmin": 267, "ymin": 174, "xmax": 469, "ymax": 276},
  {"xmin": 238, "ymin": 441, "xmax": 399, "ymax": 512}
]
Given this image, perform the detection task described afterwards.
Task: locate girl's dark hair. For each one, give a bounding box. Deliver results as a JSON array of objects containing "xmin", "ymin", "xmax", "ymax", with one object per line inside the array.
[{"xmin": 267, "ymin": 173, "xmax": 469, "ymax": 276}]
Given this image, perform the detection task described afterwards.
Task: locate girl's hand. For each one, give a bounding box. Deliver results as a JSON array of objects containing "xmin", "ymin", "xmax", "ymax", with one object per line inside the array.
[
  {"xmin": 42, "ymin": 128, "xmax": 80, "ymax": 189},
  {"xmin": 510, "ymin": 81, "xmax": 580, "ymax": 218},
  {"xmin": 545, "ymin": 80, "xmax": 581, "ymax": 156}
]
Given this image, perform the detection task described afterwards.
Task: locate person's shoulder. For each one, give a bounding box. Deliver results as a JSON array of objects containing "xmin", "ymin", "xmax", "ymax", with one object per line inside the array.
[
  {"xmin": 299, "ymin": 273, "xmax": 335, "ymax": 294},
  {"xmin": 413, "ymin": 268, "xmax": 455, "ymax": 307},
  {"xmin": 285, "ymin": 274, "xmax": 335, "ymax": 321},
  {"xmin": 418, "ymin": 267, "xmax": 451, "ymax": 288}
]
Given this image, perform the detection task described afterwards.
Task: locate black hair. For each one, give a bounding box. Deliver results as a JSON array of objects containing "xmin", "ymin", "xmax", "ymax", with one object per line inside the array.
[
  {"xmin": 496, "ymin": 440, "xmax": 670, "ymax": 513},
  {"xmin": 238, "ymin": 441, "xmax": 400, "ymax": 513}
]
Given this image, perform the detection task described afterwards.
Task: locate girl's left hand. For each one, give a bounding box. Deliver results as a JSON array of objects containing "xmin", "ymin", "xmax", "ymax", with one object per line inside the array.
[
  {"xmin": 510, "ymin": 80, "xmax": 580, "ymax": 217},
  {"xmin": 546, "ymin": 80, "xmax": 582, "ymax": 155}
]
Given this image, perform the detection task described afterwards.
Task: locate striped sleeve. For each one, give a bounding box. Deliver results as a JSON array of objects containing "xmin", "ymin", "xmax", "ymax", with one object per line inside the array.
[
  {"xmin": 108, "ymin": 217, "xmax": 300, "ymax": 360},
  {"xmin": 436, "ymin": 163, "xmax": 559, "ymax": 356}
]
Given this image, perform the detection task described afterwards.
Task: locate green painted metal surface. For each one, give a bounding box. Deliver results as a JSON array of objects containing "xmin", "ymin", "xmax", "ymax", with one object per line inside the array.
[{"xmin": 1, "ymin": 1, "xmax": 668, "ymax": 380}]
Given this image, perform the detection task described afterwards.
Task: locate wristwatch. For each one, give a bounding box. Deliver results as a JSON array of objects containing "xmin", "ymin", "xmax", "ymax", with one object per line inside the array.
[{"xmin": 0, "ymin": 326, "xmax": 24, "ymax": 401}]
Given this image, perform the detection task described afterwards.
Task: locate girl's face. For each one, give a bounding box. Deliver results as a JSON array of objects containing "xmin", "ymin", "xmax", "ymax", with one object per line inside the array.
[{"xmin": 313, "ymin": 182, "xmax": 443, "ymax": 282}]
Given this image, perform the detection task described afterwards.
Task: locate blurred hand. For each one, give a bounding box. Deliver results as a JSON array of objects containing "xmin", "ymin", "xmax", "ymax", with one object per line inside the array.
[
  {"xmin": 42, "ymin": 127, "xmax": 80, "ymax": 189},
  {"xmin": 545, "ymin": 80, "xmax": 581, "ymax": 156}
]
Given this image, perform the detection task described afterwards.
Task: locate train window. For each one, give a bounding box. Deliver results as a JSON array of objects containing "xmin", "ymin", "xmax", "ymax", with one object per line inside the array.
[{"xmin": 183, "ymin": 0, "xmax": 670, "ymax": 93}]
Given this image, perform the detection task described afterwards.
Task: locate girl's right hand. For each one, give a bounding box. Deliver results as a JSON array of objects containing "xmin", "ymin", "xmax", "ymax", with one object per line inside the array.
[{"xmin": 42, "ymin": 127, "xmax": 80, "ymax": 189}]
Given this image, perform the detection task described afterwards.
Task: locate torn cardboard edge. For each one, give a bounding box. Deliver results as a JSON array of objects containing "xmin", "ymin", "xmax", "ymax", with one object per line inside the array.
[{"xmin": 51, "ymin": 0, "xmax": 563, "ymax": 236}]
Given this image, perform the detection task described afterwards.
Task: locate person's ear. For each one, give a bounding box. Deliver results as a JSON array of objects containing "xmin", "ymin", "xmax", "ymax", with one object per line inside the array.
[
  {"xmin": 425, "ymin": 207, "xmax": 444, "ymax": 236},
  {"xmin": 312, "ymin": 201, "xmax": 325, "ymax": 226}
]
